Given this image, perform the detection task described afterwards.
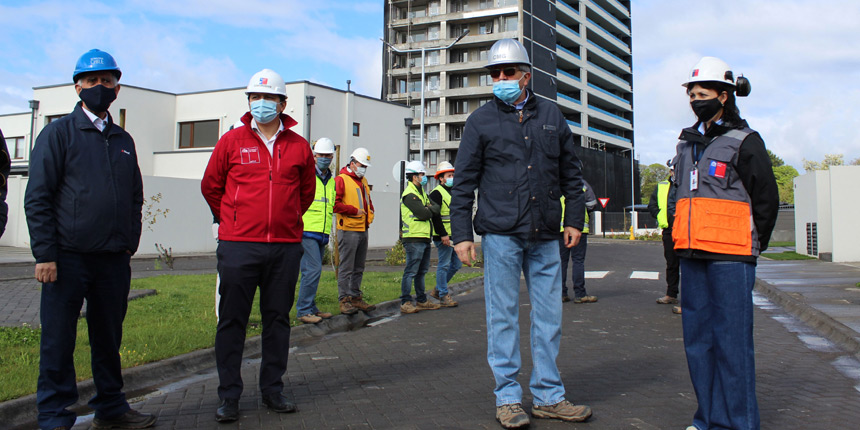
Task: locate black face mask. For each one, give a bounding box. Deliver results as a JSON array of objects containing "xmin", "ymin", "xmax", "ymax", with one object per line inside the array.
[
  {"xmin": 690, "ymin": 98, "xmax": 723, "ymax": 123},
  {"xmin": 79, "ymin": 84, "xmax": 117, "ymax": 113}
]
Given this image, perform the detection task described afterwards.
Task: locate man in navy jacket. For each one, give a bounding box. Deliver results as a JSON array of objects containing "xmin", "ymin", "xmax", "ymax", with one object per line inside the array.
[{"xmin": 24, "ymin": 49, "xmax": 152, "ymax": 430}]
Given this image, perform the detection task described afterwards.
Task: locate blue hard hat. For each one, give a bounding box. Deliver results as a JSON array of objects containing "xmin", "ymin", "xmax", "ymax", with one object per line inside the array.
[{"xmin": 72, "ymin": 49, "xmax": 122, "ymax": 83}]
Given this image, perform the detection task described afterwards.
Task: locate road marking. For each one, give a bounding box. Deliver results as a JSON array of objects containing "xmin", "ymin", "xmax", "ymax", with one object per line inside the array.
[
  {"xmin": 585, "ymin": 271, "xmax": 609, "ymax": 279},
  {"xmin": 630, "ymin": 271, "xmax": 660, "ymax": 280}
]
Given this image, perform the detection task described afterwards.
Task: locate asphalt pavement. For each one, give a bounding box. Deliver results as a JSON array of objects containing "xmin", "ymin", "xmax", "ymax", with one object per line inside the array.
[{"xmin": 2, "ymin": 241, "xmax": 860, "ymax": 429}]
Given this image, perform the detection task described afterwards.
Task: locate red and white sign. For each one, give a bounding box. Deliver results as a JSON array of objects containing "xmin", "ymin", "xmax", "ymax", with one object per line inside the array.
[{"xmin": 598, "ymin": 198, "xmax": 610, "ymax": 208}]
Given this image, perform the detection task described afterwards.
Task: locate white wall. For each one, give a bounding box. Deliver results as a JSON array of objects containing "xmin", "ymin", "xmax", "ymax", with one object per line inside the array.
[
  {"xmin": 138, "ymin": 176, "xmax": 216, "ymax": 255},
  {"xmin": 794, "ymin": 167, "xmax": 860, "ymax": 262}
]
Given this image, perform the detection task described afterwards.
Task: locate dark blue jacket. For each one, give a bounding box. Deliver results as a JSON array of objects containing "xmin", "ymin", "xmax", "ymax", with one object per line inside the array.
[
  {"xmin": 25, "ymin": 103, "xmax": 143, "ymax": 263},
  {"xmin": 0, "ymin": 128, "xmax": 9, "ymax": 238},
  {"xmin": 450, "ymin": 90, "xmax": 584, "ymax": 243}
]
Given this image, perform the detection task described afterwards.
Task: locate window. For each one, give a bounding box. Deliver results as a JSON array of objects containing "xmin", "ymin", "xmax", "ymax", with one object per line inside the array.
[
  {"xmin": 451, "ymin": 99, "xmax": 469, "ymax": 114},
  {"xmin": 179, "ymin": 120, "xmax": 219, "ymax": 148},
  {"xmin": 449, "ymin": 124, "xmax": 465, "ymax": 141},
  {"xmin": 503, "ymin": 16, "xmax": 518, "ymax": 32},
  {"xmin": 353, "ymin": 122, "xmax": 360, "ymax": 137},
  {"xmin": 409, "ymin": 128, "xmax": 420, "ymax": 144},
  {"xmin": 450, "ymin": 49, "xmax": 468, "ymax": 63},
  {"xmin": 426, "ymin": 51, "xmax": 440, "ymax": 66},
  {"xmin": 408, "ymin": 80, "xmax": 422, "ymax": 92},
  {"xmin": 479, "ymin": 73, "xmax": 492, "ymax": 86},
  {"xmin": 479, "ymin": 0, "xmax": 492, "ymax": 10},
  {"xmin": 409, "ymin": 31, "xmax": 426, "ymax": 42},
  {"xmin": 478, "ymin": 97, "xmax": 493, "ymax": 107},
  {"xmin": 426, "ymin": 125, "xmax": 439, "ymax": 142},
  {"xmin": 411, "ymin": 104, "xmax": 421, "ymax": 117},
  {"xmin": 498, "ymin": 0, "xmax": 517, "ymax": 5},
  {"xmin": 479, "ymin": 20, "xmax": 494, "ymax": 34},
  {"xmin": 427, "ymin": 150, "xmax": 438, "ymax": 170},
  {"xmin": 449, "ymin": 74, "xmax": 469, "ymax": 89},
  {"xmin": 429, "ymin": 1, "xmax": 440, "ymax": 15},
  {"xmin": 449, "ymin": 23, "xmax": 468, "ymax": 38},
  {"xmin": 427, "ymin": 75, "xmax": 440, "ymax": 91},
  {"xmin": 450, "ymin": 0, "xmax": 468, "ymax": 13},
  {"xmin": 5, "ymin": 136, "xmax": 26, "ymax": 159},
  {"xmin": 409, "ymin": 8, "xmax": 426, "ymax": 18},
  {"xmin": 428, "ymin": 25, "xmax": 440, "ymax": 40},
  {"xmin": 425, "ymin": 100, "xmax": 439, "ymax": 117},
  {"xmin": 397, "ymin": 79, "xmax": 407, "ymax": 93},
  {"xmin": 479, "ymin": 49, "xmax": 489, "ymax": 61},
  {"xmin": 46, "ymin": 114, "xmax": 67, "ymax": 124}
]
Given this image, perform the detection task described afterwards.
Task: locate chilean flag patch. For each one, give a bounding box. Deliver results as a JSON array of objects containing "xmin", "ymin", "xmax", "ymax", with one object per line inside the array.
[
  {"xmin": 692, "ymin": 69, "xmax": 699, "ymax": 77},
  {"xmin": 709, "ymin": 160, "xmax": 727, "ymax": 178}
]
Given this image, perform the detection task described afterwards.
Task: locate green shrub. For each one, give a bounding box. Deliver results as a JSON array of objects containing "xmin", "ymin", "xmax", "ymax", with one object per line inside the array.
[{"xmin": 385, "ymin": 240, "xmax": 406, "ymax": 265}]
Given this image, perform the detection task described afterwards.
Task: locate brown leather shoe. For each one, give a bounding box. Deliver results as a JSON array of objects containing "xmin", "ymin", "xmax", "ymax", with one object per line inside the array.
[
  {"xmin": 92, "ymin": 409, "xmax": 156, "ymax": 429},
  {"xmin": 339, "ymin": 297, "xmax": 358, "ymax": 315},
  {"xmin": 351, "ymin": 295, "xmax": 376, "ymax": 312},
  {"xmin": 298, "ymin": 314, "xmax": 322, "ymax": 324},
  {"xmin": 315, "ymin": 311, "xmax": 333, "ymax": 319}
]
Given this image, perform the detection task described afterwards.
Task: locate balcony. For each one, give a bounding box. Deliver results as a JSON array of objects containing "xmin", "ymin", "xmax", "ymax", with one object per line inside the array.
[
  {"xmin": 586, "ymin": 82, "xmax": 631, "ymax": 110},
  {"xmin": 587, "ymin": 104, "xmax": 632, "ymax": 129},
  {"xmin": 585, "ymin": 17, "xmax": 630, "ymax": 54},
  {"xmin": 556, "ymin": 21, "xmax": 582, "ymax": 42},
  {"xmin": 585, "ymin": 0, "xmax": 630, "ymax": 34},
  {"xmin": 588, "ymin": 126, "xmax": 631, "ymax": 144},
  {"xmin": 586, "ymin": 61, "xmax": 631, "ymax": 92},
  {"xmin": 586, "ymin": 41, "xmax": 630, "ymax": 73}
]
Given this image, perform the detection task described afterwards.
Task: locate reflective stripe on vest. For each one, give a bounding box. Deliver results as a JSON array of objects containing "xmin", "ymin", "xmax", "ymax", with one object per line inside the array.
[
  {"xmin": 672, "ymin": 127, "xmax": 759, "ymax": 256},
  {"xmin": 401, "ymin": 182, "xmax": 431, "ymax": 238},
  {"xmin": 559, "ymin": 188, "xmax": 590, "ymax": 234},
  {"xmin": 656, "ymin": 180, "xmax": 670, "ymax": 229},
  {"xmin": 302, "ymin": 174, "xmax": 335, "ymax": 234},
  {"xmin": 431, "ymin": 184, "xmax": 451, "ymax": 234}
]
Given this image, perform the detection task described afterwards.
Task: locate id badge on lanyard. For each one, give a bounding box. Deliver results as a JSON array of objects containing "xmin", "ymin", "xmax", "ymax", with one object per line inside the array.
[{"xmin": 690, "ymin": 169, "xmax": 699, "ymax": 191}]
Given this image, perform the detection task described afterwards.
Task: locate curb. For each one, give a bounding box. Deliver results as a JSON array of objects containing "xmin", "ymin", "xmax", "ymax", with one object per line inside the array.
[
  {"xmin": 0, "ymin": 276, "xmax": 484, "ymax": 429},
  {"xmin": 754, "ymin": 278, "xmax": 860, "ymax": 356}
]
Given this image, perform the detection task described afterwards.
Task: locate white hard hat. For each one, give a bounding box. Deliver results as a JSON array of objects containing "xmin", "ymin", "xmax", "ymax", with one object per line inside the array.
[
  {"xmin": 434, "ymin": 161, "xmax": 454, "ymax": 178},
  {"xmin": 246, "ymin": 68, "xmax": 287, "ymax": 97},
  {"xmin": 682, "ymin": 57, "xmax": 736, "ymax": 88},
  {"xmin": 350, "ymin": 147, "xmax": 371, "ymax": 167},
  {"xmin": 313, "ymin": 137, "xmax": 335, "ymax": 154},
  {"xmin": 405, "ymin": 160, "xmax": 426, "ymax": 175},
  {"xmin": 486, "ymin": 39, "xmax": 531, "ymax": 68}
]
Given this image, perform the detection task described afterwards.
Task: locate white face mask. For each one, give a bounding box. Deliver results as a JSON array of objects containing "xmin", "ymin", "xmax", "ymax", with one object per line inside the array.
[{"xmin": 354, "ymin": 166, "xmax": 367, "ymax": 178}]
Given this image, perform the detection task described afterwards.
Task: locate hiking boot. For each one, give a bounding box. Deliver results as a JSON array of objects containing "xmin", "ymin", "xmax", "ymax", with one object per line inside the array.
[
  {"xmin": 439, "ymin": 294, "xmax": 458, "ymax": 307},
  {"xmin": 298, "ymin": 314, "xmax": 322, "ymax": 324},
  {"xmin": 673, "ymin": 306, "xmax": 683, "ymax": 315},
  {"xmin": 562, "ymin": 295, "xmax": 571, "ymax": 303},
  {"xmin": 92, "ymin": 409, "xmax": 156, "ymax": 429},
  {"xmin": 351, "ymin": 295, "xmax": 377, "ymax": 312},
  {"xmin": 416, "ymin": 300, "xmax": 441, "ymax": 311},
  {"xmin": 315, "ymin": 311, "xmax": 333, "ymax": 319},
  {"xmin": 573, "ymin": 295, "xmax": 598, "ymax": 304},
  {"xmin": 400, "ymin": 302, "xmax": 420, "ymax": 314},
  {"xmin": 656, "ymin": 295, "xmax": 679, "ymax": 304},
  {"xmin": 496, "ymin": 403, "xmax": 530, "ymax": 429},
  {"xmin": 429, "ymin": 288, "xmax": 441, "ymax": 300},
  {"xmin": 261, "ymin": 392, "xmax": 297, "ymax": 413},
  {"xmin": 339, "ymin": 297, "xmax": 358, "ymax": 315},
  {"xmin": 214, "ymin": 398, "xmax": 239, "ymax": 423},
  {"xmin": 531, "ymin": 400, "xmax": 592, "ymax": 422}
]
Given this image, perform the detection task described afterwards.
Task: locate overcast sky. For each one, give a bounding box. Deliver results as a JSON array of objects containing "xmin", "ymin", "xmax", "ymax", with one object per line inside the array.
[{"xmin": 1, "ymin": 0, "xmax": 859, "ymax": 170}]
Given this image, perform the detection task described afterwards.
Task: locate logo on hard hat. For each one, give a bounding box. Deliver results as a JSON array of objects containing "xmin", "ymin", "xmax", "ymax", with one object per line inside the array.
[
  {"xmin": 365, "ymin": 156, "xmax": 371, "ymax": 162},
  {"xmin": 259, "ymin": 78, "xmax": 268, "ymax": 85},
  {"xmin": 91, "ymin": 57, "xmax": 105, "ymax": 65},
  {"xmin": 692, "ymin": 69, "xmax": 699, "ymax": 77}
]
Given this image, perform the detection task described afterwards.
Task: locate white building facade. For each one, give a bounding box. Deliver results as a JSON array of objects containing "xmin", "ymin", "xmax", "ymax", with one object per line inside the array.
[
  {"xmin": 793, "ymin": 166, "xmax": 860, "ymax": 262},
  {"xmin": 0, "ymin": 81, "xmax": 411, "ymax": 253}
]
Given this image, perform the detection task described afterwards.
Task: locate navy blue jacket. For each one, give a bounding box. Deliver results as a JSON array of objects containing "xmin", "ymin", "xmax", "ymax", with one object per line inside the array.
[
  {"xmin": 450, "ymin": 91, "xmax": 584, "ymax": 243},
  {"xmin": 0, "ymin": 128, "xmax": 9, "ymax": 238},
  {"xmin": 25, "ymin": 103, "xmax": 143, "ymax": 263}
]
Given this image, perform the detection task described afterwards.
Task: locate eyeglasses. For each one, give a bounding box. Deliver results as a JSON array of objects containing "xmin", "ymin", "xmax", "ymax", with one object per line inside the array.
[{"xmin": 489, "ymin": 67, "xmax": 519, "ymax": 79}]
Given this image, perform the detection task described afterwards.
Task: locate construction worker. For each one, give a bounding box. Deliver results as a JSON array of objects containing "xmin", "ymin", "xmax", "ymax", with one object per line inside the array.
[
  {"xmin": 296, "ymin": 138, "xmax": 337, "ymax": 324},
  {"xmin": 672, "ymin": 57, "xmax": 778, "ymax": 430},
  {"xmin": 399, "ymin": 160, "xmax": 442, "ymax": 314},
  {"xmin": 429, "ymin": 160, "xmax": 461, "ymax": 307},
  {"xmin": 648, "ymin": 161, "xmax": 680, "ymax": 310},
  {"xmin": 333, "ymin": 147, "xmax": 376, "ymax": 315},
  {"xmin": 25, "ymin": 49, "xmax": 155, "ymax": 430},
  {"xmin": 450, "ymin": 38, "xmax": 592, "ymax": 429},
  {"xmin": 560, "ymin": 179, "xmax": 598, "ymax": 303},
  {"xmin": 202, "ymin": 68, "xmax": 316, "ymax": 423}
]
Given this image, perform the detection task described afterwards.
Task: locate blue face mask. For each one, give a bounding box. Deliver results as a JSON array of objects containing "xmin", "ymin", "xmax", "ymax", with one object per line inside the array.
[
  {"xmin": 316, "ymin": 157, "xmax": 332, "ymax": 171},
  {"xmin": 419, "ymin": 176, "xmax": 428, "ymax": 186},
  {"xmin": 492, "ymin": 76, "xmax": 524, "ymax": 105},
  {"xmin": 250, "ymin": 99, "xmax": 279, "ymax": 124},
  {"xmin": 445, "ymin": 177, "xmax": 454, "ymax": 187}
]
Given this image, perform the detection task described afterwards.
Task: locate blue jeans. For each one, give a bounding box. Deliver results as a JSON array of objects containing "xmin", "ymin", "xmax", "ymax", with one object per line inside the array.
[
  {"xmin": 401, "ymin": 241, "xmax": 431, "ymax": 304},
  {"xmin": 433, "ymin": 239, "xmax": 463, "ymax": 297},
  {"xmin": 680, "ymin": 258, "xmax": 759, "ymax": 430},
  {"xmin": 297, "ymin": 237, "xmax": 325, "ymax": 317},
  {"xmin": 482, "ymin": 233, "xmax": 565, "ymax": 407},
  {"xmin": 559, "ymin": 234, "xmax": 588, "ymax": 298}
]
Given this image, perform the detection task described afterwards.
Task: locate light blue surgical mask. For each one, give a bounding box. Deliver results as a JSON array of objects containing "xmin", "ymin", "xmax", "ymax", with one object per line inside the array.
[
  {"xmin": 420, "ymin": 176, "xmax": 428, "ymax": 186},
  {"xmin": 250, "ymin": 99, "xmax": 279, "ymax": 124},
  {"xmin": 316, "ymin": 157, "xmax": 332, "ymax": 171},
  {"xmin": 492, "ymin": 76, "xmax": 525, "ymax": 105},
  {"xmin": 445, "ymin": 177, "xmax": 454, "ymax": 187}
]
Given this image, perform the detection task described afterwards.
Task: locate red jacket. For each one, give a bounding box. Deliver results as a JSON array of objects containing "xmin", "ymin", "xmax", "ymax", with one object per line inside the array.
[{"xmin": 201, "ymin": 112, "xmax": 315, "ymax": 243}]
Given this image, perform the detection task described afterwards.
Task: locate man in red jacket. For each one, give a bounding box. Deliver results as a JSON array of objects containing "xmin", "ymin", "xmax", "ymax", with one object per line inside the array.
[{"xmin": 201, "ymin": 69, "xmax": 315, "ymax": 423}]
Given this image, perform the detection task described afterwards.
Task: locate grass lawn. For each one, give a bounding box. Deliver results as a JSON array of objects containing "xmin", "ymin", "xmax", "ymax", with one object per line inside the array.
[
  {"xmin": 0, "ymin": 270, "xmax": 481, "ymax": 402},
  {"xmin": 760, "ymin": 251, "xmax": 816, "ymax": 260},
  {"xmin": 767, "ymin": 241, "xmax": 795, "ymax": 248}
]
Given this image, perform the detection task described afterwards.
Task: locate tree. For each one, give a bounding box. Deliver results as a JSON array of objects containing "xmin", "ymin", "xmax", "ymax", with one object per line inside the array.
[
  {"xmin": 772, "ymin": 165, "xmax": 799, "ymax": 204},
  {"xmin": 803, "ymin": 153, "xmax": 844, "ymax": 172},
  {"xmin": 639, "ymin": 163, "xmax": 670, "ymax": 204},
  {"xmin": 767, "ymin": 149, "xmax": 784, "ymax": 167}
]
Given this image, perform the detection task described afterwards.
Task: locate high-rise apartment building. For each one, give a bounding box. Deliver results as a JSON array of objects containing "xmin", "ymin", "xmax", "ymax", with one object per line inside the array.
[{"xmin": 382, "ymin": 0, "xmax": 638, "ymax": 212}]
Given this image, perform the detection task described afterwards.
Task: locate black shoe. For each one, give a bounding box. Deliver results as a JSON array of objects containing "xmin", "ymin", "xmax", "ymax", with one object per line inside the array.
[
  {"xmin": 92, "ymin": 409, "xmax": 156, "ymax": 429},
  {"xmin": 261, "ymin": 392, "xmax": 297, "ymax": 413},
  {"xmin": 215, "ymin": 398, "xmax": 240, "ymax": 423}
]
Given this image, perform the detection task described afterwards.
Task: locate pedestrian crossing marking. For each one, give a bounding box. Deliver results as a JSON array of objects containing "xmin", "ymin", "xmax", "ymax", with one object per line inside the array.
[
  {"xmin": 630, "ymin": 271, "xmax": 660, "ymax": 280},
  {"xmin": 585, "ymin": 271, "xmax": 609, "ymax": 279}
]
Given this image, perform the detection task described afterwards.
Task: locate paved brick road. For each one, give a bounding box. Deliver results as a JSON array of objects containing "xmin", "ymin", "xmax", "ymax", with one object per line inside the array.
[{"xmin": 21, "ymin": 241, "xmax": 860, "ymax": 429}]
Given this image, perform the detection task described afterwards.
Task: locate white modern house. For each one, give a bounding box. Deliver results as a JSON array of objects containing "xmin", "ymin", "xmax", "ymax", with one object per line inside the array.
[
  {"xmin": 0, "ymin": 81, "xmax": 412, "ymax": 253},
  {"xmin": 793, "ymin": 166, "xmax": 860, "ymax": 262}
]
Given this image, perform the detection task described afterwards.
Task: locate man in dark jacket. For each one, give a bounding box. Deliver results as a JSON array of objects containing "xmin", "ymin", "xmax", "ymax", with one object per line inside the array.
[
  {"xmin": 450, "ymin": 39, "xmax": 592, "ymax": 429},
  {"xmin": 0, "ymin": 128, "xmax": 9, "ymax": 238},
  {"xmin": 24, "ymin": 49, "xmax": 153, "ymax": 430},
  {"xmin": 648, "ymin": 163, "xmax": 680, "ymax": 308}
]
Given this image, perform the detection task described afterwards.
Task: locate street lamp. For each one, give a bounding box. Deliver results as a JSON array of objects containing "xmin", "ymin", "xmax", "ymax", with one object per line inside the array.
[{"xmin": 382, "ymin": 29, "xmax": 469, "ymax": 164}]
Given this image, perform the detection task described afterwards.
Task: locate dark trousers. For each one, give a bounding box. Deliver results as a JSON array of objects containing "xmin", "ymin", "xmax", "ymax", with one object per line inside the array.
[
  {"xmin": 560, "ymin": 234, "xmax": 588, "ymax": 298},
  {"xmin": 663, "ymin": 228, "xmax": 680, "ymax": 298},
  {"xmin": 215, "ymin": 241, "xmax": 302, "ymax": 400},
  {"xmin": 37, "ymin": 251, "xmax": 132, "ymax": 430}
]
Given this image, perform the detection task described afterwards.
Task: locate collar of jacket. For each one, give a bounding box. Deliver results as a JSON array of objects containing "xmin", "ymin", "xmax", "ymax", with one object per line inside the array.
[
  {"xmin": 72, "ymin": 102, "xmax": 122, "ymax": 136},
  {"xmin": 494, "ymin": 88, "xmax": 537, "ymax": 113}
]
